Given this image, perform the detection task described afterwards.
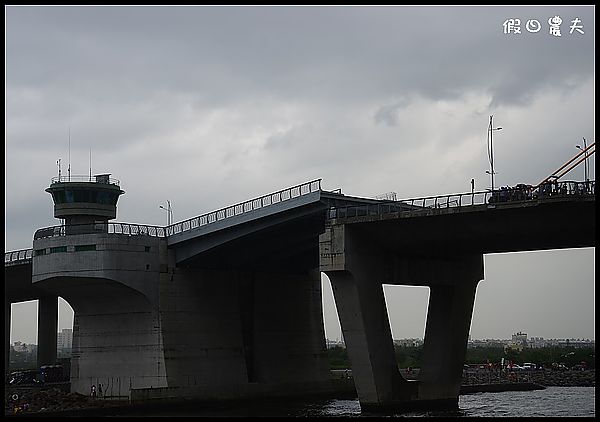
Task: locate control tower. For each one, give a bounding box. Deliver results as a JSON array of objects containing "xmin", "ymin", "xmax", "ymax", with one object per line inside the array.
[{"xmin": 45, "ymin": 174, "xmax": 125, "ymax": 234}]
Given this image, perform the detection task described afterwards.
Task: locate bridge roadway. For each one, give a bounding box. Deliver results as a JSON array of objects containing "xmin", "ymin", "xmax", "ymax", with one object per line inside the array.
[{"xmin": 4, "ymin": 179, "xmax": 595, "ymax": 412}]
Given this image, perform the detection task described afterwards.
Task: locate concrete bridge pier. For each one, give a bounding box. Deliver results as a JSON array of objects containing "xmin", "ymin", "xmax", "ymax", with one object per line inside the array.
[
  {"xmin": 158, "ymin": 265, "xmax": 331, "ymax": 393},
  {"xmin": 36, "ymin": 295, "xmax": 58, "ymax": 368},
  {"xmin": 5, "ymin": 301, "xmax": 11, "ymax": 373},
  {"xmin": 326, "ymin": 270, "xmax": 417, "ymax": 406},
  {"xmin": 418, "ymin": 276, "xmax": 480, "ymax": 405},
  {"xmin": 32, "ymin": 275, "xmax": 168, "ymax": 397},
  {"xmin": 321, "ymin": 224, "xmax": 483, "ymax": 412}
]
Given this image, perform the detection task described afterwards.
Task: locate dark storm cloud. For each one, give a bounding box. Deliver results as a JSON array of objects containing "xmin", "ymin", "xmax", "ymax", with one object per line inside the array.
[
  {"xmin": 374, "ymin": 97, "xmax": 412, "ymax": 126},
  {"xmin": 6, "ymin": 6, "xmax": 594, "ymax": 170},
  {"xmin": 6, "ymin": 6, "xmax": 594, "ymax": 108}
]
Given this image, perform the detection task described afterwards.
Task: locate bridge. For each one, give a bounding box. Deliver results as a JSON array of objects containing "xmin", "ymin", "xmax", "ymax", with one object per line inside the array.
[{"xmin": 4, "ymin": 177, "xmax": 595, "ymax": 411}]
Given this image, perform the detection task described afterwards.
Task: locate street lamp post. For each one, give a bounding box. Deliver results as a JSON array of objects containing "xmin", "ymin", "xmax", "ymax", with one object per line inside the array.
[
  {"xmin": 159, "ymin": 200, "xmax": 173, "ymax": 226},
  {"xmin": 486, "ymin": 115, "xmax": 502, "ymax": 192},
  {"xmin": 576, "ymin": 137, "xmax": 589, "ymax": 184}
]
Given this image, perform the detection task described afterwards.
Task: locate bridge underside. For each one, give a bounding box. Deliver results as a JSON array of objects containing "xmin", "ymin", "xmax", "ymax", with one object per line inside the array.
[
  {"xmin": 5, "ymin": 263, "xmax": 40, "ymax": 303},
  {"xmin": 173, "ymin": 203, "xmax": 328, "ymax": 273},
  {"xmin": 341, "ymin": 197, "xmax": 595, "ymax": 257}
]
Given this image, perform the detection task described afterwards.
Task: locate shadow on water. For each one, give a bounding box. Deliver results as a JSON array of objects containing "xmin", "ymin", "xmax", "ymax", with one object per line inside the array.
[
  {"xmin": 87, "ymin": 395, "xmax": 469, "ymax": 417},
  {"xmin": 11, "ymin": 387, "xmax": 594, "ymax": 417}
]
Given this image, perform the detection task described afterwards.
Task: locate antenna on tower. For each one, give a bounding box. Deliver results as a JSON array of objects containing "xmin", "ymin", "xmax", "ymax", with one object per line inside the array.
[
  {"xmin": 68, "ymin": 127, "xmax": 71, "ymax": 181},
  {"xmin": 89, "ymin": 148, "xmax": 92, "ymax": 181},
  {"xmin": 57, "ymin": 158, "xmax": 62, "ymax": 181}
]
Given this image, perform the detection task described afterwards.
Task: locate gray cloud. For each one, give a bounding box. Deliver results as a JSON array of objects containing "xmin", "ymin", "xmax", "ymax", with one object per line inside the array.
[{"xmin": 374, "ymin": 97, "xmax": 412, "ymax": 126}]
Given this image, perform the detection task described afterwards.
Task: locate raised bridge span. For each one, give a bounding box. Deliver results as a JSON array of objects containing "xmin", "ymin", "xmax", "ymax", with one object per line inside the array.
[{"xmin": 5, "ymin": 178, "xmax": 595, "ymax": 411}]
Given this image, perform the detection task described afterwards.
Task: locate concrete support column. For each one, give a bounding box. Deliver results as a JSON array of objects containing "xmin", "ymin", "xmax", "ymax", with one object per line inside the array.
[
  {"xmin": 37, "ymin": 296, "xmax": 58, "ymax": 367},
  {"xmin": 251, "ymin": 269, "xmax": 330, "ymax": 384},
  {"xmin": 5, "ymin": 302, "xmax": 11, "ymax": 373},
  {"xmin": 322, "ymin": 224, "xmax": 485, "ymax": 410},
  {"xmin": 327, "ymin": 270, "xmax": 413, "ymax": 407},
  {"xmin": 418, "ymin": 257, "xmax": 483, "ymax": 403}
]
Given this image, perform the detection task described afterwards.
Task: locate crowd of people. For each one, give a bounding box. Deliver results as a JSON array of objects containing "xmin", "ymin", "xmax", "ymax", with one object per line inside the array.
[{"xmin": 489, "ymin": 180, "xmax": 594, "ymax": 204}]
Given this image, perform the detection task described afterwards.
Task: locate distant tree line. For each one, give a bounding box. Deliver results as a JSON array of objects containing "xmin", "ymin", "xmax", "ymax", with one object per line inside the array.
[{"xmin": 327, "ymin": 345, "xmax": 595, "ymax": 370}]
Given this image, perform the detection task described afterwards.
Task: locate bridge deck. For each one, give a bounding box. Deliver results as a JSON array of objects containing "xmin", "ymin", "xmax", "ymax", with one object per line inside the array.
[{"xmin": 8, "ymin": 180, "xmax": 595, "ymax": 267}]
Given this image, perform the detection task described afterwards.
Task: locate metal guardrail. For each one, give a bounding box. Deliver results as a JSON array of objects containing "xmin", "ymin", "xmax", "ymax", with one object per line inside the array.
[
  {"xmin": 32, "ymin": 179, "xmax": 323, "ymax": 241},
  {"xmin": 50, "ymin": 175, "xmax": 120, "ymax": 186},
  {"xmin": 4, "ymin": 248, "xmax": 34, "ymax": 265},
  {"xmin": 33, "ymin": 222, "xmax": 168, "ymax": 241},
  {"xmin": 165, "ymin": 179, "xmax": 322, "ymax": 236},
  {"xmin": 328, "ymin": 180, "xmax": 595, "ymax": 220}
]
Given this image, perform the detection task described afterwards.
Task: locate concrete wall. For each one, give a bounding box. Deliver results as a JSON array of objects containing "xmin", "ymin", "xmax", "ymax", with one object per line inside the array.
[
  {"xmin": 249, "ymin": 269, "xmax": 330, "ymax": 384},
  {"xmin": 32, "ymin": 233, "xmax": 162, "ymax": 304},
  {"xmin": 130, "ymin": 376, "xmax": 355, "ymax": 404},
  {"xmin": 158, "ymin": 258, "xmax": 330, "ymax": 392},
  {"xmin": 158, "ymin": 265, "xmax": 249, "ymax": 388}
]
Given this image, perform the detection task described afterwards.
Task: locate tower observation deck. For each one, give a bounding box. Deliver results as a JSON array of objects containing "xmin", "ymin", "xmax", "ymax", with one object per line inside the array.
[{"xmin": 45, "ymin": 174, "xmax": 125, "ymax": 234}]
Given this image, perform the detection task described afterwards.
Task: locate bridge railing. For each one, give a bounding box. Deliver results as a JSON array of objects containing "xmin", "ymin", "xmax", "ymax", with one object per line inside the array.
[
  {"xmin": 329, "ymin": 180, "xmax": 595, "ymax": 220},
  {"xmin": 27, "ymin": 179, "xmax": 593, "ymax": 242},
  {"xmin": 165, "ymin": 179, "xmax": 322, "ymax": 236},
  {"xmin": 33, "ymin": 222, "xmax": 168, "ymax": 241},
  {"xmin": 50, "ymin": 174, "xmax": 121, "ymax": 186},
  {"xmin": 5, "ymin": 248, "xmax": 34, "ymax": 265},
  {"xmin": 32, "ymin": 179, "xmax": 323, "ymax": 241}
]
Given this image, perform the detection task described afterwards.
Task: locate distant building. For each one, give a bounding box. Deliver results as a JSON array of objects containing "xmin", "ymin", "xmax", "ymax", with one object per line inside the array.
[
  {"xmin": 393, "ymin": 338, "xmax": 423, "ymax": 347},
  {"xmin": 554, "ymin": 338, "xmax": 595, "ymax": 348},
  {"xmin": 467, "ymin": 338, "xmax": 507, "ymax": 348},
  {"xmin": 326, "ymin": 338, "xmax": 345, "ymax": 349},
  {"xmin": 384, "ymin": 334, "xmax": 594, "ymax": 351},
  {"xmin": 527, "ymin": 337, "xmax": 547, "ymax": 348},
  {"xmin": 57, "ymin": 328, "xmax": 73, "ymax": 355},
  {"xmin": 511, "ymin": 331, "xmax": 527, "ymax": 345},
  {"xmin": 526, "ymin": 337, "xmax": 594, "ymax": 348},
  {"xmin": 505, "ymin": 331, "xmax": 528, "ymax": 351}
]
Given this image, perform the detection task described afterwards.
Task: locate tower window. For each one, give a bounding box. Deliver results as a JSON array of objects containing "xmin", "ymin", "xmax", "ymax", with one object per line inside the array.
[{"xmin": 75, "ymin": 244, "xmax": 96, "ymax": 252}]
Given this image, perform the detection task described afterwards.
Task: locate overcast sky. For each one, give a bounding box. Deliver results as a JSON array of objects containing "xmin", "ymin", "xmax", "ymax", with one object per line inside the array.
[{"xmin": 6, "ymin": 5, "xmax": 595, "ymax": 344}]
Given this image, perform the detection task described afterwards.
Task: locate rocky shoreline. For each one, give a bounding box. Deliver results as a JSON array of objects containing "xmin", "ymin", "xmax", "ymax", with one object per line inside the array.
[
  {"xmin": 5, "ymin": 384, "xmax": 129, "ymax": 416},
  {"xmin": 5, "ymin": 369, "xmax": 595, "ymax": 416},
  {"xmin": 460, "ymin": 368, "xmax": 596, "ymax": 388}
]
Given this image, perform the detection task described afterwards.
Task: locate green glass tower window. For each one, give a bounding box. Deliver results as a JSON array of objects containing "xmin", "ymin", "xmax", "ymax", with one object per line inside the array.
[
  {"xmin": 65, "ymin": 190, "xmax": 74, "ymax": 203},
  {"xmin": 52, "ymin": 191, "xmax": 66, "ymax": 204},
  {"xmin": 75, "ymin": 244, "xmax": 96, "ymax": 251}
]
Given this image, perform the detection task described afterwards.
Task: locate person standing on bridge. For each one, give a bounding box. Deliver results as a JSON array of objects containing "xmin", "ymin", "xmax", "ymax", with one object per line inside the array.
[{"xmin": 91, "ymin": 384, "xmax": 97, "ymax": 398}]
